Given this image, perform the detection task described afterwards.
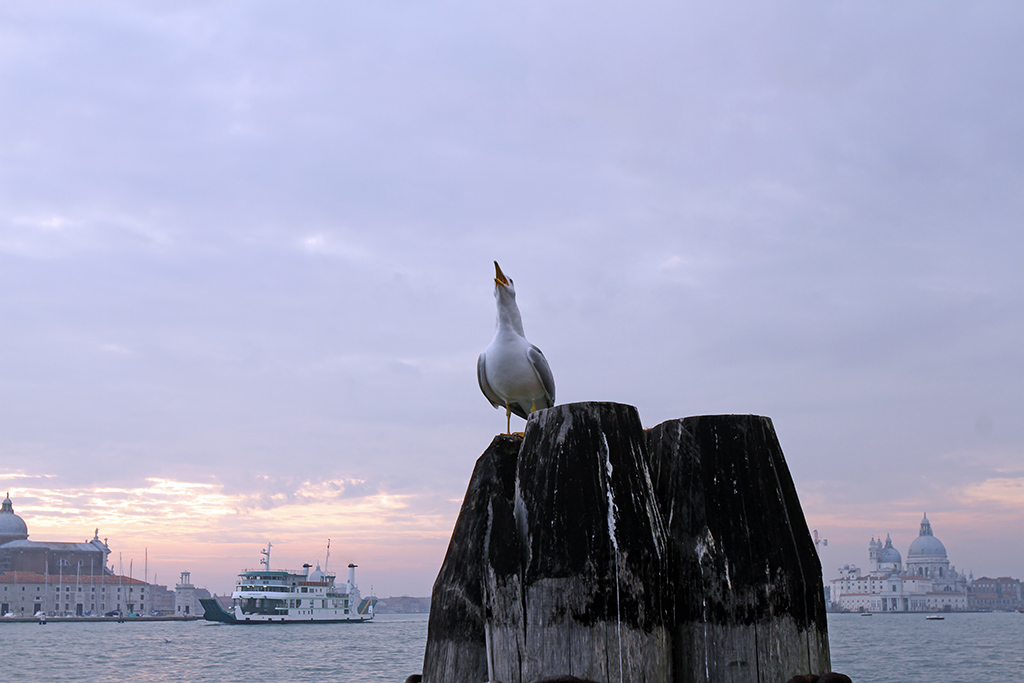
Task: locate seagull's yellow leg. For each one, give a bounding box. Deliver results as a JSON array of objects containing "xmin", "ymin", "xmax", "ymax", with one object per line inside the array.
[
  {"xmin": 505, "ymin": 405, "xmax": 512, "ymax": 435},
  {"xmin": 507, "ymin": 401, "xmax": 540, "ymax": 438}
]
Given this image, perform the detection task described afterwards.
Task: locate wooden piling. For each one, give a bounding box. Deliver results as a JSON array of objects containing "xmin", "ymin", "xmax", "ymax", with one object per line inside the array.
[
  {"xmin": 422, "ymin": 434, "xmax": 521, "ymax": 683},
  {"xmin": 421, "ymin": 404, "xmax": 830, "ymax": 683},
  {"xmin": 484, "ymin": 402, "xmax": 671, "ymax": 683},
  {"xmin": 646, "ymin": 415, "xmax": 830, "ymax": 682}
]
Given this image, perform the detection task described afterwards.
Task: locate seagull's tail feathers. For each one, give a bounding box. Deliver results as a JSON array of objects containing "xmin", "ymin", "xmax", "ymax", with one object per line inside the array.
[{"xmin": 508, "ymin": 402, "xmax": 531, "ymax": 420}]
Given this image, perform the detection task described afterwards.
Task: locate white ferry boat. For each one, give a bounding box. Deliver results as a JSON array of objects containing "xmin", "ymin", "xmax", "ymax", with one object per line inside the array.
[{"xmin": 200, "ymin": 543, "xmax": 374, "ymax": 624}]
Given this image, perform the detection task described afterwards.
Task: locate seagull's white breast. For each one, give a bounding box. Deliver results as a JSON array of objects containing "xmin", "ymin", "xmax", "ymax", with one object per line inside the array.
[{"xmin": 484, "ymin": 331, "xmax": 546, "ymax": 403}]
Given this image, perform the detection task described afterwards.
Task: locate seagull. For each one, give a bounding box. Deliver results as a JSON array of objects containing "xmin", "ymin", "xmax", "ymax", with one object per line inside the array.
[{"xmin": 478, "ymin": 261, "xmax": 556, "ymax": 434}]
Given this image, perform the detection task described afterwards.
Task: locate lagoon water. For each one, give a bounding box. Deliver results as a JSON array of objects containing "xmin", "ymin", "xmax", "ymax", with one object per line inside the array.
[
  {"xmin": 3, "ymin": 613, "xmax": 430, "ymax": 683},
  {"xmin": 827, "ymin": 611, "xmax": 1024, "ymax": 682},
  {"xmin": 4, "ymin": 611, "xmax": 1023, "ymax": 682}
]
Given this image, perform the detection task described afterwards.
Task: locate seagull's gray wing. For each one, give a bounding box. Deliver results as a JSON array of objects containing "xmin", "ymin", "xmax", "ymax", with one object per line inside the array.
[
  {"xmin": 527, "ymin": 345, "xmax": 556, "ymax": 409},
  {"xmin": 477, "ymin": 352, "xmax": 504, "ymax": 409}
]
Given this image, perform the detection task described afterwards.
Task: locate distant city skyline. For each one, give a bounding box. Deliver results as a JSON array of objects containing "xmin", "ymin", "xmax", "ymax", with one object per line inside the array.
[
  {"xmin": 821, "ymin": 513, "xmax": 972, "ymax": 578},
  {"xmin": 3, "ymin": 2, "xmax": 1024, "ymax": 597},
  {"xmin": 1, "ymin": 477, "xmax": 1017, "ymax": 597}
]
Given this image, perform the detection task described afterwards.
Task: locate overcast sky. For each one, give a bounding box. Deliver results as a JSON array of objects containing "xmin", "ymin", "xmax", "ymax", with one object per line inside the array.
[{"xmin": 2, "ymin": 1, "xmax": 1022, "ymax": 596}]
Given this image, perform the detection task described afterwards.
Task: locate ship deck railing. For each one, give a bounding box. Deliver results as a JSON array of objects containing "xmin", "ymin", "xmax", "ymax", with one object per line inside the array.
[{"xmin": 238, "ymin": 569, "xmax": 337, "ymax": 578}]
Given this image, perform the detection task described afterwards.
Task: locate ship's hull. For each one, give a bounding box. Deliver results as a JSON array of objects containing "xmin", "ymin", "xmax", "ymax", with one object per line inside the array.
[
  {"xmin": 199, "ymin": 597, "xmax": 375, "ymax": 624},
  {"xmin": 199, "ymin": 598, "xmax": 237, "ymax": 624}
]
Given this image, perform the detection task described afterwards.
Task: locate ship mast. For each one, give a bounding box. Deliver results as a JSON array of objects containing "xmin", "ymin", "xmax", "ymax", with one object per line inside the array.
[
  {"xmin": 260, "ymin": 542, "xmax": 272, "ymax": 571},
  {"xmin": 324, "ymin": 539, "xmax": 331, "ymax": 573}
]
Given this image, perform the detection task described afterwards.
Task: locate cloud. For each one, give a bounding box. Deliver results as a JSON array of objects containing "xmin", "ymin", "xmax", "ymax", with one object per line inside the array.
[
  {"xmin": 297, "ymin": 232, "xmax": 371, "ymax": 261},
  {"xmin": 1, "ymin": 212, "xmax": 170, "ymax": 258},
  {"xmin": 9, "ymin": 476, "xmax": 452, "ymax": 544},
  {"xmin": 99, "ymin": 343, "xmax": 132, "ymax": 355},
  {"xmin": 959, "ymin": 478, "xmax": 1024, "ymax": 508}
]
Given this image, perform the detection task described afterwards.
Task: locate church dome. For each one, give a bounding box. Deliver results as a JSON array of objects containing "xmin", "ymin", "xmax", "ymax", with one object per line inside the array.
[
  {"xmin": 0, "ymin": 493, "xmax": 29, "ymax": 541},
  {"xmin": 908, "ymin": 513, "xmax": 947, "ymax": 559},
  {"xmin": 908, "ymin": 535, "xmax": 946, "ymax": 558},
  {"xmin": 879, "ymin": 535, "xmax": 902, "ymax": 565}
]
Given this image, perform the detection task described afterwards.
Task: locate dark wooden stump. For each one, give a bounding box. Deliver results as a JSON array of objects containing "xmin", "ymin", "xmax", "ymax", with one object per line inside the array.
[
  {"xmin": 646, "ymin": 415, "xmax": 830, "ymax": 682},
  {"xmin": 421, "ymin": 404, "xmax": 830, "ymax": 683},
  {"xmin": 485, "ymin": 402, "xmax": 671, "ymax": 683},
  {"xmin": 422, "ymin": 434, "xmax": 521, "ymax": 683}
]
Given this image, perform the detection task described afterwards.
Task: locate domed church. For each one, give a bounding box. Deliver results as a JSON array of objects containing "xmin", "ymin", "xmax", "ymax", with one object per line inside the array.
[
  {"xmin": 0, "ymin": 493, "xmax": 29, "ymax": 546},
  {"xmin": 0, "ymin": 493, "xmax": 112, "ymax": 575},
  {"xmin": 0, "ymin": 493, "xmax": 155, "ymax": 617},
  {"xmin": 868, "ymin": 534, "xmax": 903, "ymax": 575},
  {"xmin": 830, "ymin": 514, "xmax": 970, "ymax": 612},
  {"xmin": 906, "ymin": 513, "xmax": 953, "ymax": 580}
]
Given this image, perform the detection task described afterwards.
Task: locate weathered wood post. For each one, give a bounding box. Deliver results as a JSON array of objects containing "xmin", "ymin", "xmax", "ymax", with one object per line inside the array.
[
  {"xmin": 421, "ymin": 404, "xmax": 830, "ymax": 683},
  {"xmin": 646, "ymin": 415, "xmax": 830, "ymax": 683},
  {"xmin": 484, "ymin": 402, "xmax": 671, "ymax": 683},
  {"xmin": 422, "ymin": 434, "xmax": 521, "ymax": 683}
]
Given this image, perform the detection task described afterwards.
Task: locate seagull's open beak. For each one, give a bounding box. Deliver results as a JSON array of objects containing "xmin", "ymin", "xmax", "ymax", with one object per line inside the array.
[{"xmin": 494, "ymin": 261, "xmax": 510, "ymax": 287}]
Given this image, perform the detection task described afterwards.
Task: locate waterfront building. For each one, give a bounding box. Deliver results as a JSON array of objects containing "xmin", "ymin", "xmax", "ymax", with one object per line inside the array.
[
  {"xmin": 173, "ymin": 571, "xmax": 211, "ymax": 616},
  {"xmin": 0, "ymin": 493, "xmax": 174, "ymax": 616},
  {"xmin": 830, "ymin": 514, "xmax": 970, "ymax": 612},
  {"xmin": 968, "ymin": 577, "xmax": 1022, "ymax": 611},
  {"xmin": 0, "ymin": 571, "xmax": 149, "ymax": 616},
  {"xmin": 148, "ymin": 582, "xmax": 176, "ymax": 614},
  {"xmin": 175, "ymin": 571, "xmax": 197, "ymax": 616},
  {"xmin": 0, "ymin": 494, "xmax": 112, "ymax": 576}
]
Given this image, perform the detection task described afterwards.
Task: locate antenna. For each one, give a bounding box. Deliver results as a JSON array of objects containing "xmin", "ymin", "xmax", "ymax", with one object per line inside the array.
[
  {"xmin": 325, "ymin": 539, "xmax": 331, "ymax": 573},
  {"xmin": 258, "ymin": 540, "xmax": 270, "ymax": 569}
]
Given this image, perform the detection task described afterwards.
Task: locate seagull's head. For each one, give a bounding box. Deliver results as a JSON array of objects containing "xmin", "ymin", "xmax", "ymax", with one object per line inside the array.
[{"xmin": 493, "ymin": 261, "xmax": 516, "ymax": 300}]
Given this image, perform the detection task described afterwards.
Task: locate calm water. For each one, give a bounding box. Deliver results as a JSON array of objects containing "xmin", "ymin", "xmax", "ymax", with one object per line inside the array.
[
  {"xmin": 828, "ymin": 611, "xmax": 1024, "ymax": 682},
  {"xmin": 4, "ymin": 611, "xmax": 1023, "ymax": 682},
  {"xmin": 2, "ymin": 613, "xmax": 430, "ymax": 683}
]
